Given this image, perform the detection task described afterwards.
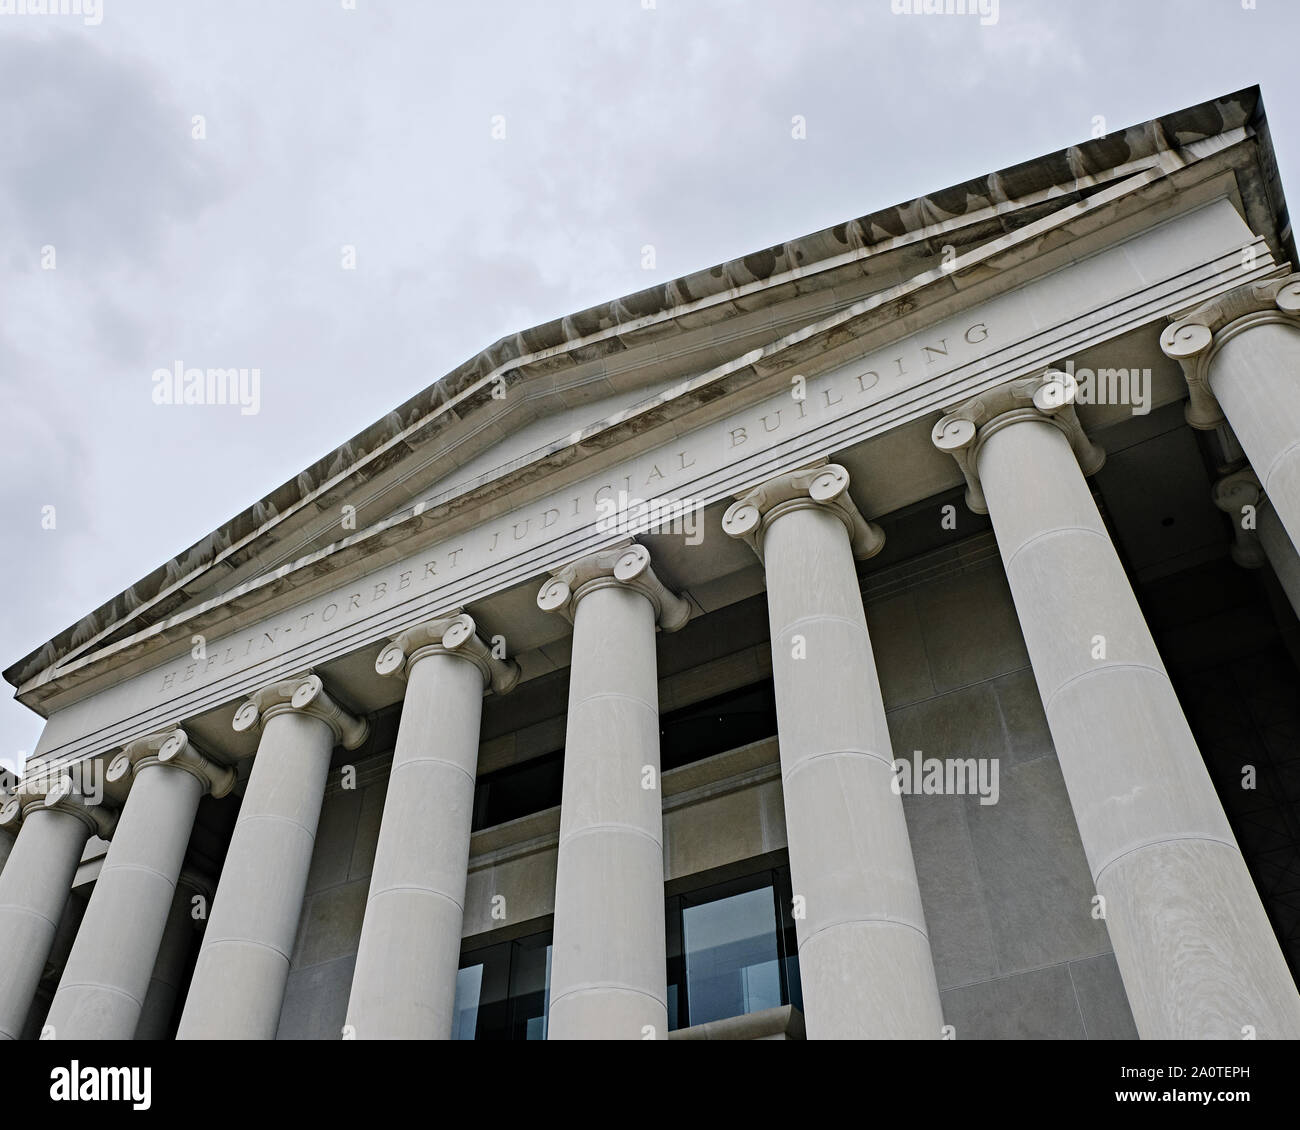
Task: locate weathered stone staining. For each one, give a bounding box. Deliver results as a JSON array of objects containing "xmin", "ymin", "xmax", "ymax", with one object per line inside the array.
[{"xmin": 5, "ymin": 88, "xmax": 1300, "ymax": 1043}]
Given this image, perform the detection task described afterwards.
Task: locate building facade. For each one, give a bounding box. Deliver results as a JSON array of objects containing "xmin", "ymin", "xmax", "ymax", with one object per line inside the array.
[{"xmin": 3, "ymin": 85, "xmax": 1300, "ymax": 1041}]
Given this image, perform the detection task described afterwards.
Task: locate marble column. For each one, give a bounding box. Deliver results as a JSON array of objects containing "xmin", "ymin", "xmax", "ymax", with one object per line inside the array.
[
  {"xmin": 1213, "ymin": 469, "xmax": 1300, "ymax": 620},
  {"xmin": 0, "ymin": 777, "xmax": 115, "ymax": 1040},
  {"xmin": 723, "ymin": 462, "xmax": 944, "ymax": 1040},
  {"xmin": 1163, "ymin": 273, "xmax": 1300, "ymax": 550},
  {"xmin": 135, "ymin": 871, "xmax": 212, "ymax": 1040},
  {"xmin": 934, "ymin": 370, "xmax": 1300, "ymax": 1039},
  {"xmin": 177, "ymin": 672, "xmax": 368, "ymax": 1039},
  {"xmin": 537, "ymin": 542, "xmax": 690, "ymax": 1040},
  {"xmin": 44, "ymin": 728, "xmax": 234, "ymax": 1040},
  {"xmin": 346, "ymin": 611, "xmax": 519, "ymax": 1039}
]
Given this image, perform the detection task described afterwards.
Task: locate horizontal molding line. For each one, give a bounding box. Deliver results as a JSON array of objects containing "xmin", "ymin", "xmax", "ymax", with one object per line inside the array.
[{"xmin": 28, "ymin": 249, "xmax": 1268, "ymax": 777}]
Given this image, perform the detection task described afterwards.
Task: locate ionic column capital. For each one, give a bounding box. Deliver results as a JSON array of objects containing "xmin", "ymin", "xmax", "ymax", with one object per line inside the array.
[
  {"xmin": 721, "ymin": 461, "xmax": 884, "ymax": 562},
  {"xmin": 6, "ymin": 772, "xmax": 117, "ymax": 839},
  {"xmin": 375, "ymin": 610, "xmax": 520, "ymax": 695},
  {"xmin": 1212, "ymin": 469, "xmax": 1268, "ymax": 569},
  {"xmin": 1160, "ymin": 270, "xmax": 1300, "ymax": 429},
  {"xmin": 232, "ymin": 671, "xmax": 369, "ymax": 750},
  {"xmin": 106, "ymin": 726, "xmax": 237, "ymax": 799},
  {"xmin": 932, "ymin": 370, "xmax": 1105, "ymax": 514},
  {"xmin": 0, "ymin": 789, "xmax": 21, "ymax": 837},
  {"xmin": 537, "ymin": 540, "xmax": 690, "ymax": 631}
]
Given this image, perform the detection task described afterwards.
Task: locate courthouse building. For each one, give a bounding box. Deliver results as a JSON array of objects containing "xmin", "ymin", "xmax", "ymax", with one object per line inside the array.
[{"xmin": 5, "ymin": 85, "xmax": 1300, "ymax": 1041}]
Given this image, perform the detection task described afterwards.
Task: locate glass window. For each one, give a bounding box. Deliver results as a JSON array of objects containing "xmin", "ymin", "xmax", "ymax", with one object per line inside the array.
[
  {"xmin": 451, "ymin": 964, "xmax": 484, "ymax": 1040},
  {"xmin": 453, "ymin": 933, "xmax": 552, "ymax": 1040},
  {"xmin": 666, "ymin": 864, "xmax": 802, "ymax": 1031},
  {"xmin": 455, "ymin": 864, "xmax": 801, "ymax": 1038},
  {"xmin": 682, "ymin": 886, "xmax": 782, "ymax": 1024}
]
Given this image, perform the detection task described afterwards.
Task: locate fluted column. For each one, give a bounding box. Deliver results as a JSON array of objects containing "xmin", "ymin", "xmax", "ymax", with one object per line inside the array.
[
  {"xmin": 0, "ymin": 776, "xmax": 115, "ymax": 1040},
  {"xmin": 538, "ymin": 542, "xmax": 690, "ymax": 1039},
  {"xmin": 723, "ymin": 462, "xmax": 944, "ymax": 1039},
  {"xmin": 935, "ymin": 370, "xmax": 1300, "ymax": 1039},
  {"xmin": 346, "ymin": 611, "xmax": 519, "ymax": 1039},
  {"xmin": 135, "ymin": 871, "xmax": 212, "ymax": 1040},
  {"xmin": 44, "ymin": 728, "xmax": 234, "ymax": 1040},
  {"xmin": 1213, "ymin": 469, "xmax": 1300, "ymax": 621},
  {"xmin": 177, "ymin": 672, "xmax": 368, "ymax": 1039},
  {"xmin": 1163, "ymin": 273, "xmax": 1300, "ymax": 551}
]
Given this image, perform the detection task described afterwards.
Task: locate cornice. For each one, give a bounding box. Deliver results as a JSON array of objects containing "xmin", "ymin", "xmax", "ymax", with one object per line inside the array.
[
  {"xmin": 1160, "ymin": 270, "xmax": 1300, "ymax": 427},
  {"xmin": 375, "ymin": 610, "xmax": 520, "ymax": 695},
  {"xmin": 7, "ymin": 87, "xmax": 1274, "ymax": 700},
  {"xmin": 537, "ymin": 541, "xmax": 691, "ymax": 631},
  {"xmin": 932, "ymin": 370, "xmax": 1105, "ymax": 513},
  {"xmin": 721, "ymin": 461, "xmax": 884, "ymax": 561},
  {"xmin": 231, "ymin": 671, "xmax": 370, "ymax": 750}
]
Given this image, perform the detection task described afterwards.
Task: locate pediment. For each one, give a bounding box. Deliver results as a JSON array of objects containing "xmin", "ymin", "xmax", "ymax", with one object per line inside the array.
[{"xmin": 7, "ymin": 86, "xmax": 1286, "ymax": 709}]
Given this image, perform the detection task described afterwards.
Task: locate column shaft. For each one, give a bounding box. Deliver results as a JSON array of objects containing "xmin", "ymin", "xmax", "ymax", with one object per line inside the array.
[
  {"xmin": 346, "ymin": 652, "xmax": 484, "ymax": 1038},
  {"xmin": 1259, "ymin": 501, "xmax": 1300, "ymax": 618},
  {"xmin": 0, "ymin": 808, "xmax": 92, "ymax": 1039},
  {"xmin": 1210, "ymin": 322, "xmax": 1300, "ymax": 548},
  {"xmin": 978, "ymin": 418, "xmax": 1300, "ymax": 1038},
  {"xmin": 762, "ymin": 503, "xmax": 943, "ymax": 1039},
  {"xmin": 548, "ymin": 584, "xmax": 667, "ymax": 1039},
  {"xmin": 177, "ymin": 710, "xmax": 334, "ymax": 1039},
  {"xmin": 44, "ymin": 764, "xmax": 203, "ymax": 1039}
]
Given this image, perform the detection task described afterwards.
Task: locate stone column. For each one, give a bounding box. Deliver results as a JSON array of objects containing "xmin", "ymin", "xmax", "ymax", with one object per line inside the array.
[
  {"xmin": 44, "ymin": 728, "xmax": 234, "ymax": 1040},
  {"xmin": 0, "ymin": 776, "xmax": 115, "ymax": 1040},
  {"xmin": 934, "ymin": 370, "xmax": 1300, "ymax": 1039},
  {"xmin": 1213, "ymin": 469, "xmax": 1300, "ymax": 620},
  {"xmin": 0, "ymin": 788, "xmax": 14, "ymax": 878},
  {"xmin": 537, "ymin": 542, "xmax": 690, "ymax": 1040},
  {"xmin": 723, "ymin": 462, "xmax": 944, "ymax": 1040},
  {"xmin": 346, "ymin": 611, "xmax": 519, "ymax": 1039},
  {"xmin": 1163, "ymin": 273, "xmax": 1300, "ymax": 550},
  {"xmin": 177, "ymin": 672, "xmax": 368, "ymax": 1039},
  {"xmin": 135, "ymin": 871, "xmax": 212, "ymax": 1040}
]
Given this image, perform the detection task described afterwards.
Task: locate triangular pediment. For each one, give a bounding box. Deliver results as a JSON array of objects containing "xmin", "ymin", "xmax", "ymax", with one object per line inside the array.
[{"xmin": 8, "ymin": 86, "xmax": 1287, "ymax": 711}]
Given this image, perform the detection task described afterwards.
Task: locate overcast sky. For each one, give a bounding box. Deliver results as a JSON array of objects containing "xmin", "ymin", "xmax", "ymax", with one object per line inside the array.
[{"xmin": 2, "ymin": 0, "xmax": 1297, "ymax": 774}]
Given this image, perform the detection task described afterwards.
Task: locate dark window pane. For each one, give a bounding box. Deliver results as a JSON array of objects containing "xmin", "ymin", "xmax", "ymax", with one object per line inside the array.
[
  {"xmin": 453, "ymin": 940, "xmax": 512, "ymax": 1040},
  {"xmin": 659, "ymin": 680, "xmax": 777, "ymax": 771},
  {"xmin": 472, "ymin": 750, "xmax": 564, "ymax": 831},
  {"xmin": 509, "ymin": 935, "xmax": 552, "ymax": 1040}
]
